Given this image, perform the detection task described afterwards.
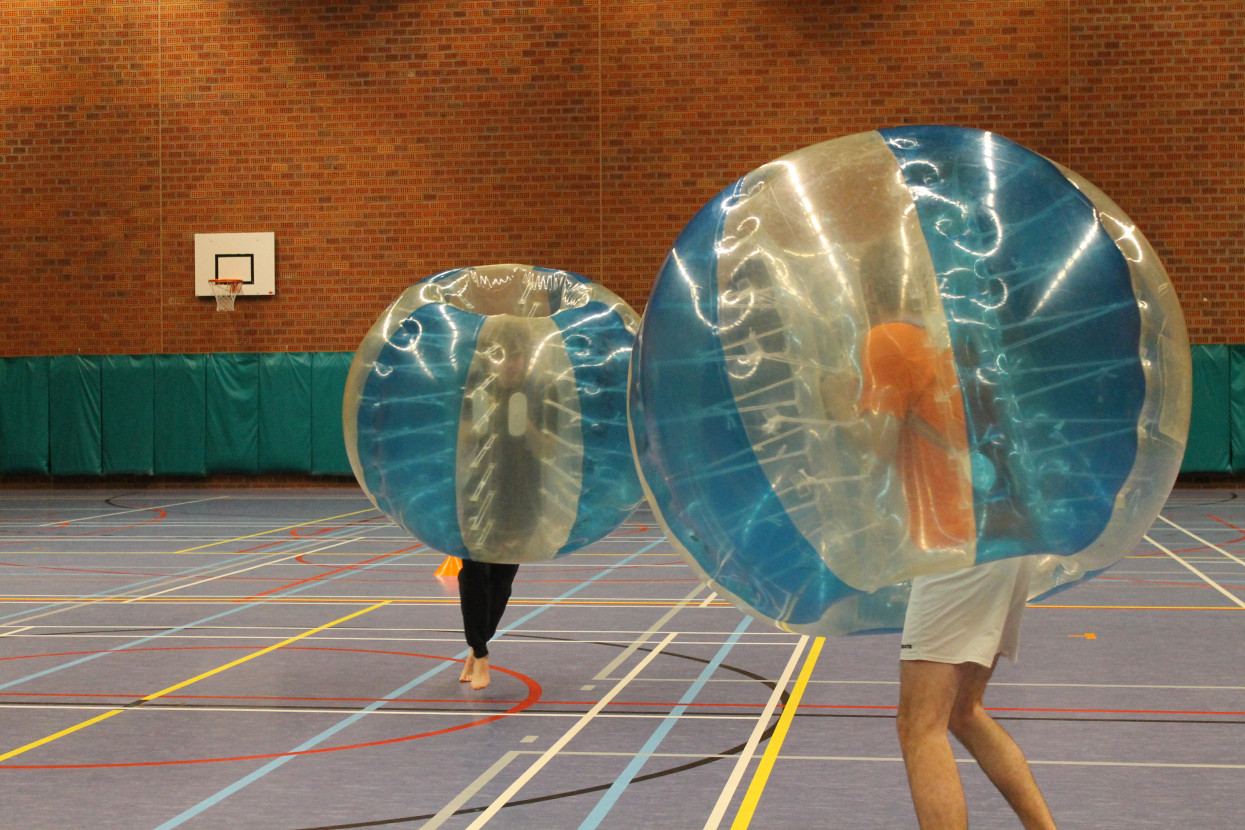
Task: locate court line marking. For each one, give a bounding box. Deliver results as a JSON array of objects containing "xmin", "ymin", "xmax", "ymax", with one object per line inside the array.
[
  {"xmin": 151, "ymin": 544, "xmax": 663, "ymax": 826},
  {"xmin": 752, "ymin": 755, "xmax": 1245, "ymax": 770},
  {"xmin": 703, "ymin": 635, "xmax": 809, "ymax": 830},
  {"xmin": 421, "ymin": 751, "xmax": 523, "ymax": 830},
  {"xmin": 120, "ymin": 551, "xmax": 321, "ymax": 603},
  {"xmin": 730, "ymin": 636, "xmax": 825, "ymax": 830},
  {"xmin": 0, "ymin": 709, "xmax": 126, "ymax": 763},
  {"xmin": 594, "ymin": 584, "xmax": 705, "ymax": 681},
  {"xmin": 0, "ymin": 507, "xmax": 382, "ymax": 625},
  {"xmin": 140, "ymin": 602, "xmax": 392, "ymax": 703},
  {"xmin": 167, "ymin": 507, "xmax": 381, "ymax": 555},
  {"xmin": 1144, "ymin": 534, "xmax": 1245, "ymax": 610},
  {"xmin": 1029, "ymin": 605, "xmax": 1236, "ymax": 611},
  {"xmin": 119, "ymin": 525, "xmax": 390, "ymax": 603},
  {"xmin": 38, "ymin": 496, "xmax": 229, "ymax": 527},
  {"xmin": 1155, "ymin": 513, "xmax": 1245, "ymax": 569},
  {"xmin": 462, "ymin": 632, "xmax": 679, "ymax": 830},
  {"xmin": 578, "ymin": 616, "xmax": 752, "ymax": 830},
  {"xmin": 0, "ymin": 602, "xmax": 390, "ymax": 764},
  {"xmin": 0, "ymin": 596, "xmax": 737, "ymax": 608},
  {"xmin": 0, "ymin": 547, "xmax": 424, "ymax": 692},
  {"xmin": 0, "ymin": 555, "xmax": 289, "ymax": 627}
]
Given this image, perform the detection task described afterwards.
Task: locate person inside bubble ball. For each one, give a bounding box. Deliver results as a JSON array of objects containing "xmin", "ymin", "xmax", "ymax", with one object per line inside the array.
[
  {"xmin": 456, "ymin": 324, "xmax": 562, "ymax": 691},
  {"xmin": 856, "ymin": 243, "xmax": 1057, "ymax": 829}
]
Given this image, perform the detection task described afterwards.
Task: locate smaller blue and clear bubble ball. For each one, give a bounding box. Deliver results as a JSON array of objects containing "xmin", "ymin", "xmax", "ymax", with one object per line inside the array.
[{"xmin": 345, "ymin": 264, "xmax": 643, "ymax": 563}]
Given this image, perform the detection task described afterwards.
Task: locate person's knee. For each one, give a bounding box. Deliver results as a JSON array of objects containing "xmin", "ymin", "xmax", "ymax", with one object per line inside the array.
[
  {"xmin": 947, "ymin": 699, "xmax": 987, "ymax": 742},
  {"xmin": 896, "ymin": 702, "xmax": 944, "ymax": 749}
]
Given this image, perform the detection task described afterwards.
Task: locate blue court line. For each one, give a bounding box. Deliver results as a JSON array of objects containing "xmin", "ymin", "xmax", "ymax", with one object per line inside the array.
[
  {"xmin": 576, "ymin": 614, "xmax": 752, "ymax": 830},
  {"xmin": 0, "ymin": 520, "xmax": 372, "ymax": 625},
  {"xmin": 152, "ymin": 541, "xmax": 664, "ymax": 830},
  {"xmin": 0, "ymin": 550, "xmax": 280, "ymax": 624},
  {"xmin": 0, "ymin": 544, "xmax": 421, "ymax": 692}
]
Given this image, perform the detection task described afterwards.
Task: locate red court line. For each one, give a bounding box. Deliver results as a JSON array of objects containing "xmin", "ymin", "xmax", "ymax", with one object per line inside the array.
[
  {"xmin": 1163, "ymin": 513, "xmax": 1245, "ymax": 555},
  {"xmin": 4, "ymin": 691, "xmax": 1239, "ymax": 720},
  {"xmin": 0, "ymin": 562, "xmax": 166, "ymax": 577},
  {"xmin": 0, "ymin": 645, "xmax": 543, "ymax": 769},
  {"xmin": 288, "ymin": 515, "xmax": 393, "ymax": 537},
  {"xmin": 0, "ymin": 506, "xmax": 169, "ymax": 550},
  {"xmin": 792, "ymin": 703, "xmax": 1245, "ymax": 717},
  {"xmin": 1098, "ymin": 576, "xmax": 1245, "ymax": 589},
  {"xmin": 609, "ymin": 523, "xmax": 653, "ymax": 536},
  {"xmin": 239, "ymin": 545, "xmax": 423, "ymax": 600}
]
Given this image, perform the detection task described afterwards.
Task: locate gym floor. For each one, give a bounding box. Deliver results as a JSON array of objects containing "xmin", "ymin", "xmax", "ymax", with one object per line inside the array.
[{"xmin": 0, "ymin": 487, "xmax": 1241, "ymax": 829}]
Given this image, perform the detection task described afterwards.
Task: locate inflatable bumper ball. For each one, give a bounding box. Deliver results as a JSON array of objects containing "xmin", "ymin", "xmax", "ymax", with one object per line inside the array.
[
  {"xmin": 346, "ymin": 264, "xmax": 643, "ymax": 563},
  {"xmin": 628, "ymin": 126, "xmax": 1190, "ymax": 635}
]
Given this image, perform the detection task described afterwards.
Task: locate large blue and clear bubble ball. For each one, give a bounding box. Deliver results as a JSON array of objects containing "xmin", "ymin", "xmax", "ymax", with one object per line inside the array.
[
  {"xmin": 628, "ymin": 126, "xmax": 1191, "ymax": 636},
  {"xmin": 345, "ymin": 264, "xmax": 643, "ymax": 563}
]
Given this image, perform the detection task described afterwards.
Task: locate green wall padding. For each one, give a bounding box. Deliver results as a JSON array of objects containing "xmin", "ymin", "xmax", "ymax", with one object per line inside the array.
[
  {"xmin": 1229, "ymin": 345, "xmax": 1245, "ymax": 474},
  {"xmin": 1, "ymin": 352, "xmax": 361, "ymax": 478},
  {"xmin": 260, "ymin": 352, "xmax": 313, "ymax": 473},
  {"xmin": 102, "ymin": 355, "xmax": 155, "ymax": 475},
  {"xmin": 207, "ymin": 353, "xmax": 260, "ymax": 473},
  {"xmin": 0, "ymin": 356, "xmax": 50, "ymax": 474},
  {"xmin": 154, "ymin": 354, "xmax": 207, "ymax": 475},
  {"xmin": 49, "ymin": 355, "xmax": 103, "ymax": 475},
  {"xmin": 312, "ymin": 352, "xmax": 353, "ymax": 475},
  {"xmin": 6, "ymin": 347, "xmax": 1241, "ymax": 479},
  {"xmin": 1181, "ymin": 345, "xmax": 1232, "ymax": 473}
]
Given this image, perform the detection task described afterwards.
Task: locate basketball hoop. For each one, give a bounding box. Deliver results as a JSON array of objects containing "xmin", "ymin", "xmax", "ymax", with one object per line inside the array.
[{"xmin": 209, "ymin": 279, "xmax": 243, "ymax": 312}]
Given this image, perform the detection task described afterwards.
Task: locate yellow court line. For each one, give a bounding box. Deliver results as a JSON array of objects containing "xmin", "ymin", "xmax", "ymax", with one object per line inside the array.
[
  {"xmin": 730, "ymin": 636, "xmax": 824, "ymax": 830},
  {"xmin": 0, "ymin": 709, "xmax": 125, "ymax": 764},
  {"xmin": 1, "ymin": 509, "xmax": 386, "ymax": 558},
  {"xmin": 5, "ymin": 596, "xmax": 1237, "ymax": 611},
  {"xmin": 170, "ymin": 508, "xmax": 381, "ymax": 554},
  {"xmin": 0, "ymin": 597, "xmax": 734, "ymax": 608},
  {"xmin": 1030, "ymin": 604, "xmax": 1240, "ymax": 611},
  {"xmin": 0, "ymin": 601, "xmax": 390, "ymax": 764},
  {"xmin": 138, "ymin": 600, "xmax": 390, "ymax": 701}
]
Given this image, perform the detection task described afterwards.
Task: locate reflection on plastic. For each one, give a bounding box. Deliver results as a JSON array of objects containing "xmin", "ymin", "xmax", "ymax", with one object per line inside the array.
[
  {"xmin": 345, "ymin": 264, "xmax": 643, "ymax": 563},
  {"xmin": 628, "ymin": 127, "xmax": 1190, "ymax": 636}
]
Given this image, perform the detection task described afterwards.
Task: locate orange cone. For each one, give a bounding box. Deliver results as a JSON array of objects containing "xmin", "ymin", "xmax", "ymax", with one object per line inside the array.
[{"xmin": 434, "ymin": 556, "xmax": 462, "ymax": 577}]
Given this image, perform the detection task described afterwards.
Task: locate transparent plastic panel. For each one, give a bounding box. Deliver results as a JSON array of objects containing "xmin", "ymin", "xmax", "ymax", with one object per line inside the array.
[
  {"xmin": 347, "ymin": 264, "xmax": 641, "ymax": 562},
  {"xmin": 630, "ymin": 128, "xmax": 1187, "ymax": 636}
]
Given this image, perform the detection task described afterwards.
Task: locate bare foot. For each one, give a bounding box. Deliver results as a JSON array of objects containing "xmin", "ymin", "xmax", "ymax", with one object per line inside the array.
[
  {"xmin": 470, "ymin": 654, "xmax": 491, "ymax": 690},
  {"xmin": 459, "ymin": 654, "xmax": 475, "ymax": 683}
]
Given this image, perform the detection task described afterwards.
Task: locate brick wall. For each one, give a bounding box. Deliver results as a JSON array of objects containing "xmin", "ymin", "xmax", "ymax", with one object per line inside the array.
[{"xmin": 2, "ymin": 0, "xmax": 1240, "ymax": 355}]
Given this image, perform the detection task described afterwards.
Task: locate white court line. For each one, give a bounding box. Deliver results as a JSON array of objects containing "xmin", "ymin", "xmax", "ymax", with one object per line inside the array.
[
  {"xmin": 123, "ymin": 536, "xmax": 364, "ymax": 602},
  {"xmin": 0, "ymin": 703, "xmax": 764, "ymax": 721},
  {"xmin": 119, "ymin": 554, "xmax": 305, "ymax": 603},
  {"xmin": 594, "ymin": 585, "xmax": 704, "ymax": 681},
  {"xmin": 703, "ymin": 635, "xmax": 809, "ymax": 830},
  {"xmin": 763, "ymin": 754, "xmax": 1245, "ymax": 769},
  {"xmin": 38, "ymin": 496, "xmax": 230, "ymax": 527},
  {"xmin": 1144, "ymin": 534, "xmax": 1245, "ymax": 610},
  {"xmin": 700, "ymin": 591, "xmax": 719, "ymax": 608},
  {"xmin": 1154, "ymin": 514, "xmax": 1245, "ymax": 569},
  {"xmin": 422, "ymin": 751, "xmax": 522, "ymax": 830},
  {"xmin": 462, "ymin": 631, "xmax": 678, "ymax": 830},
  {"xmin": 1, "ymin": 627, "xmax": 31, "ymax": 637}
]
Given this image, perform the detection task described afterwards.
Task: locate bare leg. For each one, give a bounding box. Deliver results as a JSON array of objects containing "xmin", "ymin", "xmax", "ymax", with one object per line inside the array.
[
  {"xmin": 459, "ymin": 654, "xmax": 475, "ymax": 683},
  {"xmin": 470, "ymin": 653, "xmax": 491, "ymax": 690},
  {"xmin": 949, "ymin": 661, "xmax": 1056, "ymax": 829},
  {"xmin": 897, "ymin": 659, "xmax": 967, "ymax": 830}
]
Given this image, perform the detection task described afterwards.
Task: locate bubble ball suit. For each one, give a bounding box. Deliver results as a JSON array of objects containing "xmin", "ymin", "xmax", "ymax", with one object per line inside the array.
[
  {"xmin": 345, "ymin": 264, "xmax": 643, "ymax": 564},
  {"xmin": 628, "ymin": 126, "xmax": 1191, "ymax": 636}
]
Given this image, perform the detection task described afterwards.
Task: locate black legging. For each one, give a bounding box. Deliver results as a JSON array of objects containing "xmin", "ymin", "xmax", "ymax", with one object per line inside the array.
[{"xmin": 458, "ymin": 559, "xmax": 520, "ymax": 658}]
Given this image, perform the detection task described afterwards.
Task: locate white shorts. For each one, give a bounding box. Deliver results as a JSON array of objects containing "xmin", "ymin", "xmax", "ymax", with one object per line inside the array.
[{"xmin": 900, "ymin": 555, "xmax": 1036, "ymax": 667}]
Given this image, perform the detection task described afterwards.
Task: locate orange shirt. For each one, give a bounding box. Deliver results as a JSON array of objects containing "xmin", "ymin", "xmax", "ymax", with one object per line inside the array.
[{"xmin": 860, "ymin": 321, "xmax": 974, "ymax": 549}]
